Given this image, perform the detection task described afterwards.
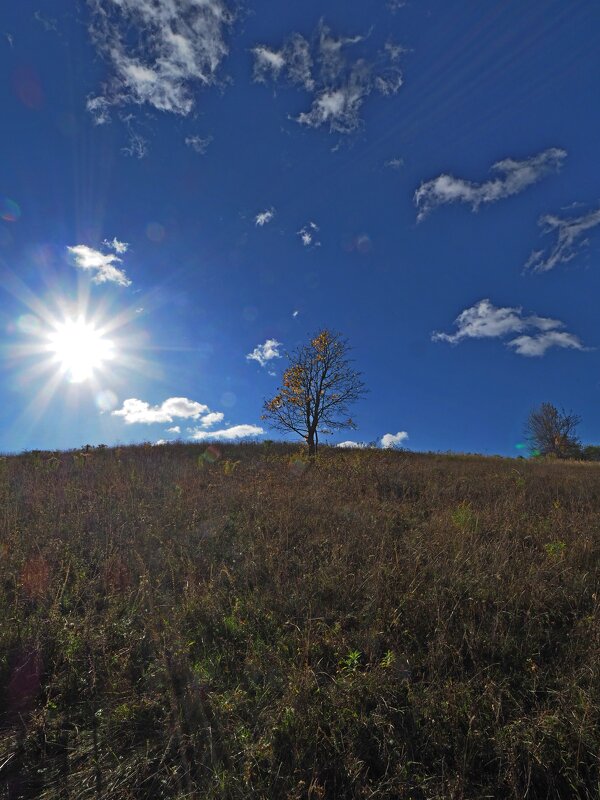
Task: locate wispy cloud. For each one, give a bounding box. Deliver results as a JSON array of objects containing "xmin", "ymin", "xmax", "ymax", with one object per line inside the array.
[
  {"xmin": 298, "ymin": 222, "xmax": 321, "ymax": 247},
  {"xmin": 433, "ymin": 298, "xmax": 588, "ymax": 357},
  {"xmin": 255, "ymin": 207, "xmax": 275, "ymax": 227},
  {"xmin": 252, "ymin": 45, "xmax": 289, "ymax": 83},
  {"xmin": 508, "ymin": 331, "xmax": 587, "ymax": 357},
  {"xmin": 189, "ymin": 424, "xmax": 264, "ymax": 441},
  {"xmin": 252, "ymin": 34, "xmax": 313, "ymax": 90},
  {"xmin": 102, "ymin": 237, "xmax": 129, "ymax": 254},
  {"xmin": 185, "ymin": 135, "xmax": 212, "ymax": 154},
  {"xmin": 381, "ymin": 431, "xmax": 408, "ymax": 448},
  {"xmin": 292, "ymin": 310, "xmax": 299, "ymax": 318},
  {"xmin": 121, "ymin": 128, "xmax": 148, "ymax": 159},
  {"xmin": 384, "ymin": 41, "xmax": 407, "ymax": 62},
  {"xmin": 246, "ymin": 339, "xmax": 282, "ymax": 367},
  {"xmin": 86, "ymin": 0, "xmax": 233, "ymax": 123},
  {"xmin": 525, "ymin": 207, "xmax": 600, "ymax": 273},
  {"xmin": 385, "ymin": 156, "xmax": 404, "ymax": 170},
  {"xmin": 113, "ymin": 397, "xmax": 209, "ymax": 424},
  {"xmin": 252, "ymin": 21, "xmax": 404, "ymax": 134},
  {"xmin": 166, "ymin": 426, "xmax": 181, "ymax": 433},
  {"xmin": 34, "ymin": 11, "xmax": 58, "ymax": 33},
  {"xmin": 415, "ymin": 148, "xmax": 566, "ymax": 221},
  {"xmin": 67, "ymin": 244, "xmax": 131, "ymax": 286}
]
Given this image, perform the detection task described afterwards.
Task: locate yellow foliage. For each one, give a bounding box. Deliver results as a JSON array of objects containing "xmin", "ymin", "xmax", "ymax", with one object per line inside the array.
[{"xmin": 311, "ymin": 330, "xmax": 332, "ymax": 353}]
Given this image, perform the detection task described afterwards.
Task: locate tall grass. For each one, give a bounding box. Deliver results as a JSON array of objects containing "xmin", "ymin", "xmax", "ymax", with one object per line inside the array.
[{"xmin": 1, "ymin": 443, "xmax": 599, "ymax": 798}]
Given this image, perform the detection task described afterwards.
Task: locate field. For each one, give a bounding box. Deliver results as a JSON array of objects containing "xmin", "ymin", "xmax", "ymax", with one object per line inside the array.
[{"xmin": 1, "ymin": 443, "xmax": 599, "ymax": 799}]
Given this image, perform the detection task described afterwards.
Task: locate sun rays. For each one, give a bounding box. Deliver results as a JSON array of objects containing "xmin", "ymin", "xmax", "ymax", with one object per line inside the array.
[{"xmin": 1, "ymin": 271, "xmax": 162, "ymax": 445}]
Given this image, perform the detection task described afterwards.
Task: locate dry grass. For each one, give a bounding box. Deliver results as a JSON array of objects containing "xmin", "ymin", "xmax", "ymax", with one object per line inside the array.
[{"xmin": 1, "ymin": 442, "xmax": 599, "ymax": 798}]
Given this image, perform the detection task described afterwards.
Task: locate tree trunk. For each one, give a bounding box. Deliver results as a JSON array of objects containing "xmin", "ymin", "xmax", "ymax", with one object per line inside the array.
[{"xmin": 307, "ymin": 432, "xmax": 316, "ymax": 456}]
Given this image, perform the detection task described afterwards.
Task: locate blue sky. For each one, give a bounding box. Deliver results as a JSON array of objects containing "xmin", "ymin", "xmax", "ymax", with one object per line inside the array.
[{"xmin": 1, "ymin": 0, "xmax": 599, "ymax": 455}]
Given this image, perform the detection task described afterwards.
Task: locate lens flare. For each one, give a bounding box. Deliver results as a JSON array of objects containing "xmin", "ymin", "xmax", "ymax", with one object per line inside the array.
[
  {"xmin": 95, "ymin": 389, "xmax": 118, "ymax": 412},
  {"xmin": 146, "ymin": 222, "xmax": 165, "ymax": 242},
  {"xmin": 1, "ymin": 197, "xmax": 21, "ymax": 222}
]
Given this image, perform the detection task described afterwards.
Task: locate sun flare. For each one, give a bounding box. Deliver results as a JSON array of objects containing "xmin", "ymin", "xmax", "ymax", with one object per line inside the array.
[{"xmin": 48, "ymin": 317, "xmax": 115, "ymax": 383}]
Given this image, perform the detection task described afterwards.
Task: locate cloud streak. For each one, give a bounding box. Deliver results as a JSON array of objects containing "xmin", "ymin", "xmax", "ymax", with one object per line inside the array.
[
  {"xmin": 67, "ymin": 244, "xmax": 131, "ymax": 286},
  {"xmin": 525, "ymin": 207, "xmax": 600, "ymax": 273},
  {"xmin": 415, "ymin": 148, "xmax": 566, "ymax": 221},
  {"xmin": 86, "ymin": 0, "xmax": 233, "ymax": 122},
  {"xmin": 432, "ymin": 299, "xmax": 587, "ymax": 357},
  {"xmin": 189, "ymin": 424, "xmax": 264, "ymax": 441}
]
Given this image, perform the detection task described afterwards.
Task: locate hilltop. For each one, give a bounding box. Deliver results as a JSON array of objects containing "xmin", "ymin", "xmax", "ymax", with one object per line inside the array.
[{"xmin": 1, "ymin": 443, "xmax": 599, "ymax": 798}]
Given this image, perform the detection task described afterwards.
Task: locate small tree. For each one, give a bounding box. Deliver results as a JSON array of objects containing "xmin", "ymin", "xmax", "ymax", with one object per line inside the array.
[
  {"xmin": 525, "ymin": 402, "xmax": 581, "ymax": 459},
  {"xmin": 262, "ymin": 329, "xmax": 367, "ymax": 456},
  {"xmin": 581, "ymin": 445, "xmax": 600, "ymax": 462}
]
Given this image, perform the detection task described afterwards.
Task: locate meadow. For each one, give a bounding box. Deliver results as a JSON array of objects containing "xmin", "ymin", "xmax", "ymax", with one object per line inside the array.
[{"xmin": 0, "ymin": 442, "xmax": 599, "ymax": 799}]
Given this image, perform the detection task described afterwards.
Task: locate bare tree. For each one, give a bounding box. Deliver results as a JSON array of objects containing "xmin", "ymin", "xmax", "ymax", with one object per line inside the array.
[
  {"xmin": 262, "ymin": 329, "xmax": 367, "ymax": 456},
  {"xmin": 525, "ymin": 402, "xmax": 581, "ymax": 458}
]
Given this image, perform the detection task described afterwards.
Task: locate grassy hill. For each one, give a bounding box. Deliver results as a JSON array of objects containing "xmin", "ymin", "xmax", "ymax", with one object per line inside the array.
[{"xmin": 1, "ymin": 443, "xmax": 599, "ymax": 799}]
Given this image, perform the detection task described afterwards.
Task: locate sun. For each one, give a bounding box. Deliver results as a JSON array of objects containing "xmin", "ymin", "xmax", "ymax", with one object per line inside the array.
[{"xmin": 48, "ymin": 317, "xmax": 115, "ymax": 383}]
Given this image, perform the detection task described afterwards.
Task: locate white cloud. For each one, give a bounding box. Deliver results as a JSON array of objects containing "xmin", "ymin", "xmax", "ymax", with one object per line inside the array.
[
  {"xmin": 189, "ymin": 424, "xmax": 264, "ymax": 441},
  {"xmin": 298, "ymin": 221, "xmax": 321, "ymax": 247},
  {"xmin": 432, "ymin": 299, "xmax": 547, "ymax": 343},
  {"xmin": 292, "ymin": 310, "xmax": 299, "ymax": 318},
  {"xmin": 198, "ymin": 411, "xmax": 224, "ymax": 428},
  {"xmin": 252, "ymin": 34, "xmax": 314, "ymax": 90},
  {"xmin": 113, "ymin": 397, "xmax": 209, "ymax": 424},
  {"xmin": 255, "ymin": 207, "xmax": 275, "ymax": 226},
  {"xmin": 525, "ymin": 207, "xmax": 600, "ymax": 273},
  {"xmin": 337, "ymin": 440, "xmax": 366, "ymax": 448},
  {"xmin": 297, "ymin": 81, "xmax": 364, "ymax": 134},
  {"xmin": 67, "ymin": 244, "xmax": 131, "ymax": 286},
  {"xmin": 252, "ymin": 22, "xmax": 403, "ymax": 134},
  {"xmin": 414, "ymin": 148, "xmax": 566, "ymax": 221},
  {"xmin": 86, "ymin": 0, "xmax": 233, "ymax": 122},
  {"xmin": 185, "ymin": 134, "xmax": 212, "ymax": 154},
  {"xmin": 155, "ymin": 439, "xmax": 167, "ymax": 446},
  {"xmin": 246, "ymin": 339, "xmax": 282, "ymax": 367},
  {"xmin": 508, "ymin": 331, "xmax": 586, "ymax": 357},
  {"xmin": 251, "ymin": 45, "xmax": 287, "ymax": 81},
  {"xmin": 166, "ymin": 426, "xmax": 181, "ymax": 433},
  {"xmin": 103, "ymin": 237, "xmax": 129, "ymax": 254},
  {"xmin": 384, "ymin": 42, "xmax": 407, "ymax": 62},
  {"xmin": 381, "ymin": 432, "xmax": 409, "ymax": 449},
  {"xmin": 433, "ymin": 299, "xmax": 588, "ymax": 357},
  {"xmin": 385, "ymin": 157, "xmax": 404, "ymax": 170}
]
